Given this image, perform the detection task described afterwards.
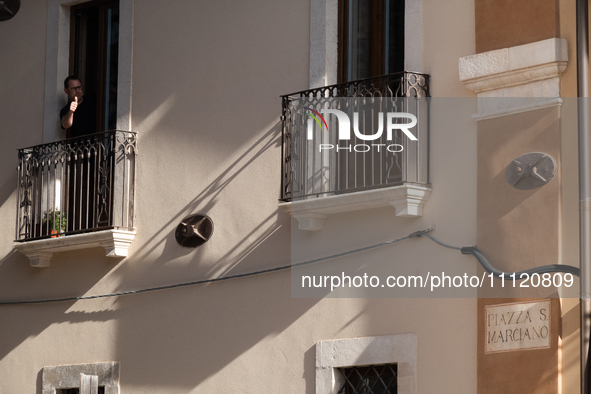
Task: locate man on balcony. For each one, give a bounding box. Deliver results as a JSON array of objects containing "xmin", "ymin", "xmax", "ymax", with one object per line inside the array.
[
  {"xmin": 59, "ymin": 75, "xmax": 99, "ymax": 232},
  {"xmin": 60, "ymin": 76, "xmax": 96, "ymax": 138}
]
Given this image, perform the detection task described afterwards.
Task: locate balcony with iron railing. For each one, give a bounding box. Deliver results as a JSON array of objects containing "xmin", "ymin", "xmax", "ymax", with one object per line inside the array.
[
  {"xmin": 13, "ymin": 130, "xmax": 137, "ymax": 267},
  {"xmin": 279, "ymin": 72, "xmax": 431, "ymax": 231}
]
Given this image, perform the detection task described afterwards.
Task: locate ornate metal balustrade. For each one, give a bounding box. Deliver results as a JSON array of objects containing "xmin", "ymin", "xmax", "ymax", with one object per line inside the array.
[
  {"xmin": 15, "ymin": 130, "xmax": 137, "ymax": 241},
  {"xmin": 280, "ymin": 72, "xmax": 430, "ymax": 201}
]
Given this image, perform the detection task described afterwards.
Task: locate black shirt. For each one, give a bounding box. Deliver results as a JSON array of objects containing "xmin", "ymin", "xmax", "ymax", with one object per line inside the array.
[{"xmin": 60, "ymin": 94, "xmax": 97, "ymax": 138}]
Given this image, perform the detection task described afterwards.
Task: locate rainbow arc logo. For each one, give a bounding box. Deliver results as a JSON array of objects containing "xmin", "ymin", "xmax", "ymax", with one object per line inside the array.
[{"xmin": 304, "ymin": 107, "xmax": 329, "ymax": 132}]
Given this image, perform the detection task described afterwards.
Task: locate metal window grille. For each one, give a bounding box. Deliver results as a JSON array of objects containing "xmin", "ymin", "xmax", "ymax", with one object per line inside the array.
[
  {"xmin": 57, "ymin": 388, "xmax": 105, "ymax": 394},
  {"xmin": 337, "ymin": 364, "xmax": 398, "ymax": 394},
  {"xmin": 57, "ymin": 373, "xmax": 105, "ymax": 394}
]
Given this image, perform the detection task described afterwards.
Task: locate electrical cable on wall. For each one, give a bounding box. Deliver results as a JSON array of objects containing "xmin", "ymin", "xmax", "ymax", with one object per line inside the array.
[
  {"xmin": 418, "ymin": 233, "xmax": 581, "ymax": 279},
  {"xmin": 460, "ymin": 245, "xmax": 580, "ymax": 279},
  {"xmin": 0, "ymin": 228, "xmax": 580, "ymax": 305}
]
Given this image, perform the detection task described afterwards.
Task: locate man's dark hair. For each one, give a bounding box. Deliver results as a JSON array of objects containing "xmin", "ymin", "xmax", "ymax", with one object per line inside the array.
[{"xmin": 64, "ymin": 75, "xmax": 81, "ymax": 89}]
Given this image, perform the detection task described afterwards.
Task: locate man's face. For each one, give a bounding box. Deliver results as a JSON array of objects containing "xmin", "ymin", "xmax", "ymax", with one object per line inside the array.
[{"xmin": 64, "ymin": 79, "xmax": 83, "ymax": 102}]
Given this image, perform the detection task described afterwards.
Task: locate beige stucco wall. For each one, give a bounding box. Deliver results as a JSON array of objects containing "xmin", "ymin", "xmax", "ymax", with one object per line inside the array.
[
  {"xmin": 475, "ymin": 0, "xmax": 560, "ymax": 54},
  {"xmin": 474, "ymin": 103, "xmax": 565, "ymax": 392},
  {"xmin": 423, "ymin": 0, "xmax": 476, "ymax": 97},
  {"xmin": 477, "ymin": 107, "xmax": 562, "ymax": 295},
  {"xmin": 464, "ymin": 0, "xmax": 583, "ymax": 390},
  {"xmin": 0, "ymin": 0, "xmax": 478, "ymax": 393}
]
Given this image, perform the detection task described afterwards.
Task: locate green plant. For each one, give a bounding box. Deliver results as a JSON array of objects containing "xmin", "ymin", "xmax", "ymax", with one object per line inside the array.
[{"xmin": 42, "ymin": 208, "xmax": 67, "ymax": 233}]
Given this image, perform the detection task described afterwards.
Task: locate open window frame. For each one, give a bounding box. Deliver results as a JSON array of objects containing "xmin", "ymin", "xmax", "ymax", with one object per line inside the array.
[
  {"xmin": 42, "ymin": 0, "xmax": 132, "ymax": 144},
  {"xmin": 68, "ymin": 0, "xmax": 120, "ymax": 135},
  {"xmin": 337, "ymin": 0, "xmax": 405, "ymax": 83}
]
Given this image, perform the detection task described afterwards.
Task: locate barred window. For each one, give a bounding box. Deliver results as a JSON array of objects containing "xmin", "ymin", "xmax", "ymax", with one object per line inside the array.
[
  {"xmin": 42, "ymin": 362, "xmax": 119, "ymax": 394},
  {"xmin": 337, "ymin": 364, "xmax": 398, "ymax": 394},
  {"xmin": 57, "ymin": 388, "xmax": 105, "ymax": 394}
]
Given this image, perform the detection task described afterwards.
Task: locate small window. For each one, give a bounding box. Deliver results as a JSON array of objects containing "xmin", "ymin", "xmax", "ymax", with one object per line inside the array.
[
  {"xmin": 337, "ymin": 364, "xmax": 398, "ymax": 394},
  {"xmin": 315, "ymin": 335, "xmax": 416, "ymax": 394},
  {"xmin": 57, "ymin": 388, "xmax": 106, "ymax": 394},
  {"xmin": 42, "ymin": 362, "xmax": 120, "ymax": 394}
]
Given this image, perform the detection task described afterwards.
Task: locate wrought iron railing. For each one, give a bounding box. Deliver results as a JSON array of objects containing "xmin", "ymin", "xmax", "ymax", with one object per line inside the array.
[
  {"xmin": 280, "ymin": 72, "xmax": 430, "ymax": 201},
  {"xmin": 15, "ymin": 130, "xmax": 137, "ymax": 241}
]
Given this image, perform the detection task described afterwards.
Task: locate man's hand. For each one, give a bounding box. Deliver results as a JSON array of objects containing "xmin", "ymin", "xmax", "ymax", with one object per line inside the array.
[
  {"xmin": 61, "ymin": 96, "xmax": 78, "ymax": 129},
  {"xmin": 69, "ymin": 96, "xmax": 78, "ymax": 112}
]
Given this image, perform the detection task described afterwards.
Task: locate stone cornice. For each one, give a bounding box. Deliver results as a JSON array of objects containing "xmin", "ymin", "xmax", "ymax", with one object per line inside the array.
[
  {"xmin": 461, "ymin": 62, "xmax": 567, "ymax": 94},
  {"xmin": 459, "ymin": 38, "xmax": 568, "ymax": 119},
  {"xmin": 459, "ymin": 38, "xmax": 568, "ymax": 94}
]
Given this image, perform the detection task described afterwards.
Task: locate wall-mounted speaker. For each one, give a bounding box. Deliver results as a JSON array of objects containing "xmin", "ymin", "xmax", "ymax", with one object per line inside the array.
[{"xmin": 175, "ymin": 214, "xmax": 214, "ymax": 247}]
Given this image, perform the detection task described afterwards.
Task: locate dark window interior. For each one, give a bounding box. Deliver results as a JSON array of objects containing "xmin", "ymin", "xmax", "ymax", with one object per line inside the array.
[
  {"xmin": 337, "ymin": 364, "xmax": 398, "ymax": 394},
  {"xmin": 338, "ymin": 0, "xmax": 405, "ymax": 82},
  {"xmin": 70, "ymin": 0, "xmax": 119, "ymax": 133},
  {"xmin": 57, "ymin": 387, "xmax": 105, "ymax": 394}
]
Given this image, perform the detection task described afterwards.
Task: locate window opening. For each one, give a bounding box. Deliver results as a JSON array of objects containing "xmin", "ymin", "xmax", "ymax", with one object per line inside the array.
[
  {"xmin": 337, "ymin": 364, "xmax": 398, "ymax": 394},
  {"xmin": 338, "ymin": 0, "xmax": 404, "ymax": 82},
  {"xmin": 70, "ymin": 0, "xmax": 119, "ymax": 134},
  {"xmin": 57, "ymin": 388, "xmax": 105, "ymax": 394}
]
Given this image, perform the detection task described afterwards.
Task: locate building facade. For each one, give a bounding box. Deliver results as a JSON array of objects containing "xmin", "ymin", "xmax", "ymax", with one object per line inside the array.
[{"xmin": 0, "ymin": 0, "xmax": 584, "ymax": 393}]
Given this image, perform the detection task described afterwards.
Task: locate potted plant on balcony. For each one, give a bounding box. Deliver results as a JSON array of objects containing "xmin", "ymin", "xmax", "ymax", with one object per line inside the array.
[{"xmin": 42, "ymin": 208, "xmax": 67, "ymax": 237}]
